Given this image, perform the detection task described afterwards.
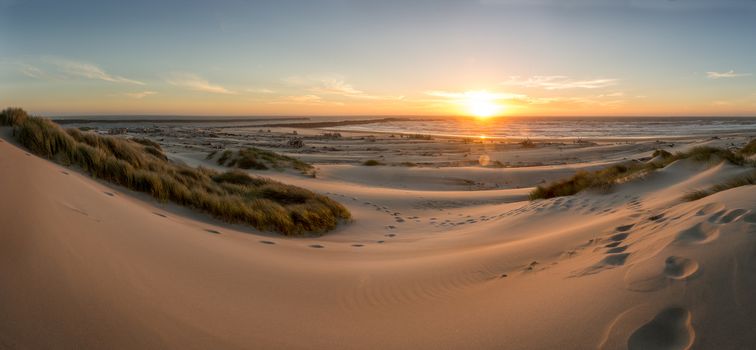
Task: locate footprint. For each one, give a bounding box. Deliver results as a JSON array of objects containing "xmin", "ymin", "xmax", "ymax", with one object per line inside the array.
[
  {"xmin": 664, "ymin": 257, "xmax": 698, "ymax": 280},
  {"xmin": 259, "ymin": 240, "xmax": 276, "ymax": 245},
  {"xmin": 609, "ymin": 233, "xmax": 629, "ymax": 242},
  {"xmin": 675, "ymin": 222, "xmax": 719, "ymax": 244},
  {"xmin": 604, "ymin": 253, "xmax": 630, "ymax": 266},
  {"xmin": 707, "ymin": 210, "xmax": 726, "ymax": 223},
  {"xmin": 718, "ymin": 209, "xmax": 748, "ymax": 224},
  {"xmin": 695, "ymin": 202, "xmax": 723, "ymax": 216},
  {"xmin": 204, "ymin": 229, "xmax": 220, "ymax": 234},
  {"xmin": 153, "ymin": 212, "xmax": 167, "ymax": 218},
  {"xmin": 743, "ymin": 212, "xmax": 756, "ymax": 223},
  {"xmin": 627, "ymin": 307, "xmax": 694, "ymax": 350},
  {"xmin": 616, "ymin": 224, "xmax": 635, "ymax": 232},
  {"xmin": 104, "ymin": 192, "xmax": 115, "ymax": 197},
  {"xmin": 607, "ymin": 246, "xmax": 628, "ymax": 254},
  {"xmin": 308, "ymin": 244, "xmax": 324, "ymax": 249},
  {"xmin": 351, "ymin": 244, "xmax": 364, "ymax": 247},
  {"xmin": 385, "ymin": 233, "xmax": 396, "ymax": 237}
]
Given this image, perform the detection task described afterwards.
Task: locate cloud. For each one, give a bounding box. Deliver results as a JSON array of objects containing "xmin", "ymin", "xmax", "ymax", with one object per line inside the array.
[
  {"xmin": 706, "ymin": 70, "xmax": 751, "ymax": 79},
  {"xmin": 285, "ymin": 74, "xmax": 403, "ymax": 100},
  {"xmin": 165, "ymin": 72, "xmax": 235, "ymax": 94},
  {"xmin": 424, "ymin": 89, "xmax": 625, "ymax": 109},
  {"xmin": 500, "ymin": 76, "xmax": 617, "ymax": 90},
  {"xmin": 124, "ymin": 91, "xmax": 157, "ymax": 99},
  {"xmin": 19, "ymin": 64, "xmax": 47, "ymax": 79},
  {"xmin": 425, "ymin": 90, "xmax": 526, "ymax": 100},
  {"xmin": 48, "ymin": 58, "xmax": 144, "ymax": 85},
  {"xmin": 246, "ymin": 88, "xmax": 276, "ymax": 94},
  {"xmin": 270, "ymin": 94, "xmax": 344, "ymax": 106}
]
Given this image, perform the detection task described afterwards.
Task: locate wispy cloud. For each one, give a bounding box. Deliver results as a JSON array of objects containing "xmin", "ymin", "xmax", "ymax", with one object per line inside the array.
[
  {"xmin": 47, "ymin": 58, "xmax": 144, "ymax": 85},
  {"xmin": 706, "ymin": 70, "xmax": 751, "ymax": 79},
  {"xmin": 123, "ymin": 91, "xmax": 157, "ymax": 99},
  {"xmin": 425, "ymin": 90, "xmax": 526, "ymax": 100},
  {"xmin": 246, "ymin": 88, "xmax": 276, "ymax": 94},
  {"xmin": 19, "ymin": 63, "xmax": 48, "ymax": 79},
  {"xmin": 500, "ymin": 75, "xmax": 618, "ymax": 90},
  {"xmin": 165, "ymin": 72, "xmax": 235, "ymax": 94},
  {"xmin": 285, "ymin": 74, "xmax": 403, "ymax": 100},
  {"xmin": 424, "ymin": 89, "xmax": 626, "ymax": 109},
  {"xmin": 270, "ymin": 94, "xmax": 344, "ymax": 106}
]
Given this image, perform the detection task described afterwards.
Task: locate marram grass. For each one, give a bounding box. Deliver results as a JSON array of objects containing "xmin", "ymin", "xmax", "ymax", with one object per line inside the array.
[{"xmin": 1, "ymin": 108, "xmax": 349, "ymax": 235}]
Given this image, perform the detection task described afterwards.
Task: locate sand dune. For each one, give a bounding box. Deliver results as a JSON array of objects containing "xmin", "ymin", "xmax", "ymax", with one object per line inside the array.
[{"xmin": 2, "ymin": 129, "xmax": 756, "ymax": 349}]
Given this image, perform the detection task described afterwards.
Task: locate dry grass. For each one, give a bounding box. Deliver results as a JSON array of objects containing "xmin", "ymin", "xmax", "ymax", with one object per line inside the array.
[
  {"xmin": 530, "ymin": 146, "xmax": 748, "ymax": 200},
  {"xmin": 684, "ymin": 171, "xmax": 756, "ymax": 201},
  {"xmin": 1, "ymin": 108, "xmax": 349, "ymax": 235},
  {"xmin": 740, "ymin": 139, "xmax": 756, "ymax": 156},
  {"xmin": 212, "ymin": 147, "xmax": 313, "ymax": 173}
]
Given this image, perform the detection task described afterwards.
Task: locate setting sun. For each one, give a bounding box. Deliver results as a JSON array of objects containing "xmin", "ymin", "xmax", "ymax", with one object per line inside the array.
[{"xmin": 463, "ymin": 90, "xmax": 504, "ymax": 118}]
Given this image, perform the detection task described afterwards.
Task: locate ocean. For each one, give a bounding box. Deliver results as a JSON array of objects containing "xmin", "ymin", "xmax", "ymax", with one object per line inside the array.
[{"xmin": 326, "ymin": 116, "xmax": 756, "ymax": 140}]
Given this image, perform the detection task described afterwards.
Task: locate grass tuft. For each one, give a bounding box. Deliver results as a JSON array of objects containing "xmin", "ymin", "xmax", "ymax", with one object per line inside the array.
[
  {"xmin": 211, "ymin": 147, "xmax": 312, "ymax": 173},
  {"xmin": 740, "ymin": 139, "xmax": 756, "ymax": 156},
  {"xmin": 531, "ymin": 145, "xmax": 749, "ymax": 200},
  {"xmin": 3, "ymin": 109, "xmax": 349, "ymax": 235},
  {"xmin": 683, "ymin": 171, "xmax": 756, "ymax": 201}
]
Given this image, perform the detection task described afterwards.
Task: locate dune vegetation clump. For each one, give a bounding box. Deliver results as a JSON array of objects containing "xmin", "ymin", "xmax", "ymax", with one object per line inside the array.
[
  {"xmin": 212, "ymin": 147, "xmax": 313, "ymax": 173},
  {"xmin": 739, "ymin": 139, "xmax": 756, "ymax": 156},
  {"xmin": 684, "ymin": 171, "xmax": 756, "ymax": 201},
  {"xmin": 1, "ymin": 108, "xmax": 349, "ymax": 235},
  {"xmin": 530, "ymin": 146, "xmax": 751, "ymax": 200},
  {"xmin": 362, "ymin": 159, "xmax": 384, "ymax": 166}
]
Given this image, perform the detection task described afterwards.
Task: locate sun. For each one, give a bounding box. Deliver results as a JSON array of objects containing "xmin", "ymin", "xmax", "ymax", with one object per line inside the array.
[{"xmin": 463, "ymin": 90, "xmax": 504, "ymax": 118}]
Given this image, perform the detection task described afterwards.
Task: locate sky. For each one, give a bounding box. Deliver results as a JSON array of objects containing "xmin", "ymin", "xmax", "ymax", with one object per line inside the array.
[{"xmin": 1, "ymin": 0, "xmax": 756, "ymax": 117}]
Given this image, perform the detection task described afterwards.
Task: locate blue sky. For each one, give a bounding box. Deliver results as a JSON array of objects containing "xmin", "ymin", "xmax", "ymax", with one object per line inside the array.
[{"xmin": 2, "ymin": 0, "xmax": 755, "ymax": 116}]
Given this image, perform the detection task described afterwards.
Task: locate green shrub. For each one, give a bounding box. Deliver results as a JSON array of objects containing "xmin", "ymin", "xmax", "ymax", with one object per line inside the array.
[{"xmin": 5, "ymin": 109, "xmax": 350, "ymax": 235}]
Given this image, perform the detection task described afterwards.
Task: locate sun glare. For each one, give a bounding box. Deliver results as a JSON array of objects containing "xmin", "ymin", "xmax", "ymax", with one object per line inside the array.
[{"xmin": 463, "ymin": 90, "xmax": 504, "ymax": 118}]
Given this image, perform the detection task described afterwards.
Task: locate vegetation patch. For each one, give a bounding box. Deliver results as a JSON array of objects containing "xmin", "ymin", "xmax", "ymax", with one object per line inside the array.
[
  {"xmin": 739, "ymin": 139, "xmax": 756, "ymax": 156},
  {"xmin": 530, "ymin": 146, "xmax": 749, "ymax": 200},
  {"xmin": 1, "ymin": 108, "xmax": 349, "ymax": 235},
  {"xmin": 212, "ymin": 147, "xmax": 313, "ymax": 173},
  {"xmin": 684, "ymin": 171, "xmax": 756, "ymax": 201}
]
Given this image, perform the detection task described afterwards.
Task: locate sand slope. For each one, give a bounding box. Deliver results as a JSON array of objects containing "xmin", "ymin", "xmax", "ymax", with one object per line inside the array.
[{"xmin": 2, "ymin": 132, "xmax": 756, "ymax": 349}]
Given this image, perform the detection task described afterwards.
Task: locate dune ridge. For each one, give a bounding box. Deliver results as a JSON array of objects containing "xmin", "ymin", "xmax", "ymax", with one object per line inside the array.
[{"xmin": 2, "ymin": 126, "xmax": 756, "ymax": 349}]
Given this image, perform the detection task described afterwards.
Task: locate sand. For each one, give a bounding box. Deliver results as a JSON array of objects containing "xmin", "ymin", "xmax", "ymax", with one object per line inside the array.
[{"xmin": 1, "ymin": 125, "xmax": 756, "ymax": 349}]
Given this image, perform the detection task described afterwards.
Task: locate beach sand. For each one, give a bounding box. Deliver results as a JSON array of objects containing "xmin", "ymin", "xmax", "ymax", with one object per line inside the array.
[{"xmin": 1, "ymin": 125, "xmax": 756, "ymax": 349}]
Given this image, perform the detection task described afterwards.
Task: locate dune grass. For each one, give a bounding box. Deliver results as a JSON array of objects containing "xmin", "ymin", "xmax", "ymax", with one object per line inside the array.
[
  {"xmin": 212, "ymin": 147, "xmax": 313, "ymax": 173},
  {"xmin": 530, "ymin": 146, "xmax": 749, "ymax": 200},
  {"xmin": 684, "ymin": 171, "xmax": 756, "ymax": 201},
  {"xmin": 740, "ymin": 139, "xmax": 756, "ymax": 156},
  {"xmin": 1, "ymin": 108, "xmax": 349, "ymax": 235}
]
